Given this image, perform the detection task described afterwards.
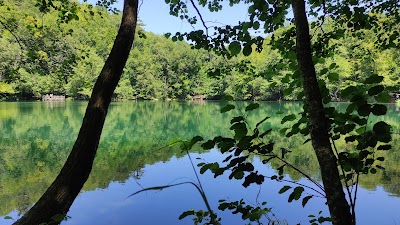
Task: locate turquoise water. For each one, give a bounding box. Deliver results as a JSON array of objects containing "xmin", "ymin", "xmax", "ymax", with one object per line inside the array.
[{"xmin": 0, "ymin": 101, "xmax": 399, "ymax": 224}]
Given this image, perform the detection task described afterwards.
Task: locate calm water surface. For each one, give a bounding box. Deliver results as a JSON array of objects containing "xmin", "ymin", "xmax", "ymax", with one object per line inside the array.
[{"xmin": 0, "ymin": 101, "xmax": 400, "ymax": 224}]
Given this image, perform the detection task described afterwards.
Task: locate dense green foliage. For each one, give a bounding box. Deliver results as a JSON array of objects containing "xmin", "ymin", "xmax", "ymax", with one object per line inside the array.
[{"xmin": 0, "ymin": 0, "xmax": 399, "ymax": 101}]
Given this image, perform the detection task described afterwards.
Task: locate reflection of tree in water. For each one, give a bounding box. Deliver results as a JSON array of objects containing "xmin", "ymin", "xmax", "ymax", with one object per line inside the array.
[
  {"xmin": 130, "ymin": 167, "xmax": 144, "ymax": 179},
  {"xmin": 0, "ymin": 101, "xmax": 399, "ymax": 215},
  {"xmin": 265, "ymin": 132, "xmax": 400, "ymax": 197}
]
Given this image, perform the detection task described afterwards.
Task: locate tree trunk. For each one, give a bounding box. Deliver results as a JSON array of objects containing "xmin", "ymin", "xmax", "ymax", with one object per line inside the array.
[
  {"xmin": 290, "ymin": 0, "xmax": 353, "ymax": 224},
  {"xmin": 13, "ymin": 0, "xmax": 139, "ymax": 224}
]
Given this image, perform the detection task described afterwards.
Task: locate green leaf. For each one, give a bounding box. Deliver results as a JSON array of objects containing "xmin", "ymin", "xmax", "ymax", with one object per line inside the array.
[
  {"xmin": 288, "ymin": 186, "xmax": 304, "ymax": 202},
  {"xmin": 186, "ymin": 136, "xmax": 204, "ymax": 149},
  {"xmin": 357, "ymin": 104, "xmax": 370, "ymax": 117},
  {"xmin": 302, "ymin": 196, "xmax": 313, "ymax": 207},
  {"xmin": 327, "ymin": 72, "xmax": 339, "ymax": 81},
  {"xmin": 179, "ymin": 209, "xmax": 195, "ymax": 220},
  {"xmin": 375, "ymin": 92, "xmax": 390, "ymax": 103},
  {"xmin": 231, "ymin": 116, "xmax": 245, "ymax": 123},
  {"xmin": 341, "ymin": 86, "xmax": 358, "ymax": 98},
  {"xmin": 231, "ymin": 122, "xmax": 248, "ymax": 140},
  {"xmin": 164, "ymin": 33, "xmax": 171, "ymax": 38},
  {"xmin": 320, "ymin": 68, "xmax": 329, "ymax": 75},
  {"xmin": 278, "ymin": 185, "xmax": 291, "ymax": 194},
  {"xmin": 201, "ymin": 140, "xmax": 215, "ymax": 149},
  {"xmin": 243, "ymin": 172, "xmax": 264, "ymax": 187},
  {"xmin": 200, "ymin": 163, "xmax": 212, "ymax": 174},
  {"xmin": 229, "ymin": 41, "xmax": 241, "ymax": 55},
  {"xmin": 281, "ymin": 114, "xmax": 296, "ymax": 124},
  {"xmin": 256, "ymin": 116, "xmax": 270, "ymax": 128},
  {"xmin": 345, "ymin": 135, "xmax": 358, "ymax": 142},
  {"xmin": 355, "ymin": 127, "xmax": 365, "ymax": 134},
  {"xmin": 4, "ymin": 216, "xmax": 13, "ymax": 220},
  {"xmin": 233, "ymin": 170, "xmax": 245, "ymax": 179},
  {"xmin": 242, "ymin": 45, "xmax": 252, "ymax": 56},
  {"xmin": 377, "ymin": 145, "xmax": 391, "ymax": 150},
  {"xmin": 253, "ymin": 21, "xmax": 260, "ymax": 30},
  {"xmin": 346, "ymin": 103, "xmax": 357, "ymax": 113},
  {"xmin": 245, "ymin": 103, "xmax": 259, "ymax": 111},
  {"xmin": 240, "ymin": 162, "xmax": 255, "ymax": 172},
  {"xmin": 365, "ymin": 74, "xmax": 384, "ymax": 84},
  {"xmin": 368, "ymin": 85, "xmax": 384, "ymax": 96},
  {"xmin": 373, "ymin": 121, "xmax": 391, "ymax": 133},
  {"xmin": 220, "ymin": 104, "xmax": 235, "ymax": 113},
  {"xmin": 371, "ymin": 104, "xmax": 387, "ymax": 116},
  {"xmin": 376, "ymin": 133, "xmax": 391, "ymax": 143}
]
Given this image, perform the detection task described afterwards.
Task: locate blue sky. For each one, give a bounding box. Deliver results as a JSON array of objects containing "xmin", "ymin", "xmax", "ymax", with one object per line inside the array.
[{"xmin": 92, "ymin": 0, "xmax": 251, "ymax": 35}]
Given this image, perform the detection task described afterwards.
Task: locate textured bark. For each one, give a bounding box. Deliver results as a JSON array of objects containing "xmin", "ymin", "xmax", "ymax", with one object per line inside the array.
[
  {"xmin": 290, "ymin": 0, "xmax": 353, "ymax": 224},
  {"xmin": 13, "ymin": 0, "xmax": 139, "ymax": 224}
]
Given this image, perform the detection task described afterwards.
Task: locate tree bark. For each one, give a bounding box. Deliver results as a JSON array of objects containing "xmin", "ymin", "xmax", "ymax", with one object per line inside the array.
[
  {"xmin": 290, "ymin": 0, "xmax": 353, "ymax": 224},
  {"xmin": 13, "ymin": 0, "xmax": 139, "ymax": 224}
]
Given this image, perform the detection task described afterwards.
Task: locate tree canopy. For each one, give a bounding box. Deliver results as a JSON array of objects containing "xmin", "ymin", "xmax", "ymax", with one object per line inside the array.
[{"xmin": 0, "ymin": 0, "xmax": 399, "ymax": 101}]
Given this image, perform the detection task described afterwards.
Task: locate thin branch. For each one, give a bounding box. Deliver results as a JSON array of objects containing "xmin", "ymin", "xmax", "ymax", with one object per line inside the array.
[
  {"xmin": 242, "ymin": 114, "xmax": 324, "ymax": 193},
  {"xmin": 257, "ymin": 151, "xmax": 325, "ymax": 192},
  {"xmin": 352, "ymin": 171, "xmax": 359, "ymax": 225},
  {"xmin": 268, "ymin": 176, "xmax": 326, "ymax": 198},
  {"xmin": 182, "ymin": 142, "xmax": 206, "ymax": 194},
  {"xmin": 181, "ymin": 141, "xmax": 220, "ymax": 224},
  {"xmin": 331, "ymin": 137, "xmax": 355, "ymax": 212},
  {"xmin": 278, "ymin": 159, "xmax": 324, "ymax": 192},
  {"xmin": 138, "ymin": 0, "xmax": 144, "ymax": 13},
  {"xmin": 188, "ymin": 0, "xmax": 209, "ymax": 37}
]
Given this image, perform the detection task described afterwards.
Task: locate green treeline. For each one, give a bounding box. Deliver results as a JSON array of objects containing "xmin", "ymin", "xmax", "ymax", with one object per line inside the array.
[{"xmin": 0, "ymin": 0, "xmax": 399, "ymax": 100}]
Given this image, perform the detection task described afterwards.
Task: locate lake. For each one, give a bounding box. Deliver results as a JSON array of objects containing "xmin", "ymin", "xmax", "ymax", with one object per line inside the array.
[{"xmin": 0, "ymin": 101, "xmax": 400, "ymax": 225}]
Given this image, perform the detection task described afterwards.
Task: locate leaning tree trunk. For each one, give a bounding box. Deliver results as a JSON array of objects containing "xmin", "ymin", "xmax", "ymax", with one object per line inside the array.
[
  {"xmin": 290, "ymin": 0, "xmax": 353, "ymax": 224},
  {"xmin": 13, "ymin": 0, "xmax": 139, "ymax": 224}
]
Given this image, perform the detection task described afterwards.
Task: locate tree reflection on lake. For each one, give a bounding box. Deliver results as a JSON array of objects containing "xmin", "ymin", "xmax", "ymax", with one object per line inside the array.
[{"xmin": 0, "ymin": 101, "xmax": 399, "ymax": 224}]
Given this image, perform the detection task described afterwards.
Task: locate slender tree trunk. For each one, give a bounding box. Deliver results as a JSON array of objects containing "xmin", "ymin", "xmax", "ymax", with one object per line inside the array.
[
  {"xmin": 290, "ymin": 0, "xmax": 353, "ymax": 224},
  {"xmin": 13, "ymin": 0, "xmax": 139, "ymax": 224}
]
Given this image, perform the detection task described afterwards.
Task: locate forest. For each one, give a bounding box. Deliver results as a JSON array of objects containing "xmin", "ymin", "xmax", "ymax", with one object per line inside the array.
[
  {"xmin": 0, "ymin": 0, "xmax": 399, "ymax": 101},
  {"xmin": 1, "ymin": 0, "xmax": 400, "ymax": 225}
]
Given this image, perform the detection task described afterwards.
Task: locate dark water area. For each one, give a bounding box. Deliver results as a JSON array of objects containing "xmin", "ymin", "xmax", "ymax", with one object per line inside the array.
[{"xmin": 0, "ymin": 101, "xmax": 399, "ymax": 224}]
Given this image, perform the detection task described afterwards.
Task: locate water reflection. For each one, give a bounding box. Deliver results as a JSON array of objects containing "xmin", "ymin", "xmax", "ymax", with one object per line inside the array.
[{"xmin": 0, "ymin": 101, "xmax": 399, "ymax": 224}]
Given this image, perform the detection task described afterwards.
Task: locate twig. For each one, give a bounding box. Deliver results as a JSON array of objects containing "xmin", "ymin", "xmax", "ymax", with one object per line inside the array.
[
  {"xmin": 272, "ymin": 154, "xmax": 325, "ymax": 192},
  {"xmin": 331, "ymin": 137, "xmax": 355, "ymax": 213},
  {"xmin": 188, "ymin": 0, "xmax": 209, "ymax": 37}
]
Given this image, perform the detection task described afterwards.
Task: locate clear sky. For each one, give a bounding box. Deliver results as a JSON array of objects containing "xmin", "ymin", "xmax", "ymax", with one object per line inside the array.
[{"xmin": 95, "ymin": 0, "xmax": 251, "ymax": 35}]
